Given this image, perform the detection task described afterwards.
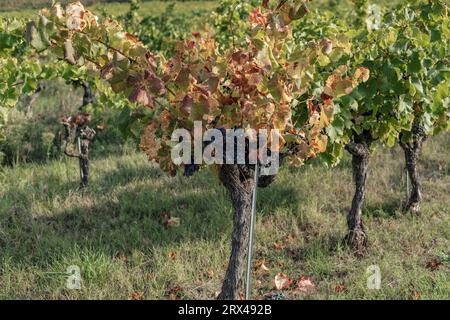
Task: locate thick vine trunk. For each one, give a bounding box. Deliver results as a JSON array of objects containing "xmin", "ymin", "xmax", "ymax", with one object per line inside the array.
[
  {"xmin": 218, "ymin": 164, "xmax": 256, "ymax": 300},
  {"xmin": 79, "ymin": 156, "xmax": 89, "ymax": 188},
  {"xmin": 400, "ymin": 123, "xmax": 426, "ymax": 214},
  {"xmin": 344, "ymin": 134, "xmax": 372, "ymax": 255},
  {"xmin": 79, "ymin": 127, "xmax": 95, "ymax": 190}
]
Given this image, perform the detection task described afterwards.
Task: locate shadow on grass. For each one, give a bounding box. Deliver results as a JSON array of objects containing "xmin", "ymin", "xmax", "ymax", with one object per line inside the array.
[
  {"xmin": 0, "ymin": 163, "xmax": 303, "ymax": 268},
  {"xmin": 258, "ymin": 183, "xmax": 300, "ymax": 216},
  {"xmin": 363, "ymin": 199, "xmax": 402, "ymax": 219}
]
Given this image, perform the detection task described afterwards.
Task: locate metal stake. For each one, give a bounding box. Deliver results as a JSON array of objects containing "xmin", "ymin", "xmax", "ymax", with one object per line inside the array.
[
  {"xmin": 77, "ymin": 136, "xmax": 83, "ymax": 183},
  {"xmin": 245, "ymin": 162, "xmax": 259, "ymax": 300}
]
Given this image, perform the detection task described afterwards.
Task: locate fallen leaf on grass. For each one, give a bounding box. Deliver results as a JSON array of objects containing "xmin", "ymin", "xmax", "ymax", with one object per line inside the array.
[
  {"xmin": 160, "ymin": 210, "xmax": 181, "ymax": 227},
  {"xmin": 165, "ymin": 217, "xmax": 181, "ymax": 227},
  {"xmin": 129, "ymin": 292, "xmax": 144, "ymax": 300},
  {"xmin": 168, "ymin": 251, "xmax": 177, "ymax": 260},
  {"xmin": 293, "ymin": 276, "xmax": 315, "ymax": 294},
  {"xmin": 273, "ymin": 242, "xmax": 284, "ymax": 250},
  {"xmin": 167, "ymin": 286, "xmax": 183, "ymax": 300},
  {"xmin": 282, "ymin": 234, "xmax": 295, "ymax": 245},
  {"xmin": 274, "ymin": 272, "xmax": 293, "ymax": 290},
  {"xmin": 426, "ymin": 258, "xmax": 443, "ymax": 271},
  {"xmin": 255, "ymin": 259, "xmax": 270, "ymax": 273},
  {"xmin": 205, "ymin": 268, "xmax": 214, "ymax": 278},
  {"xmin": 410, "ymin": 291, "xmax": 421, "ymax": 300},
  {"xmin": 334, "ymin": 284, "xmax": 346, "ymax": 293},
  {"xmin": 273, "ymin": 235, "xmax": 295, "ymax": 251}
]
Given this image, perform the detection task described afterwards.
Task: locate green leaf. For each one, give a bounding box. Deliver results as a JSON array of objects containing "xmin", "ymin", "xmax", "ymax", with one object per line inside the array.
[{"xmin": 407, "ymin": 52, "xmax": 422, "ymax": 74}]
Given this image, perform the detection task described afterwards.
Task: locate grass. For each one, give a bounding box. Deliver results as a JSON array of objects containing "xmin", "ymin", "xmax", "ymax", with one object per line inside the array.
[
  {"xmin": 0, "ymin": 133, "xmax": 448, "ymax": 300},
  {"xmin": 0, "ymin": 0, "xmax": 446, "ymax": 300}
]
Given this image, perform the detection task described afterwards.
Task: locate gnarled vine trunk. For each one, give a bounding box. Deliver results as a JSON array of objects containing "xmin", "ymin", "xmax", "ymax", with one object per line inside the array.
[
  {"xmin": 79, "ymin": 127, "xmax": 96, "ymax": 189},
  {"xmin": 399, "ymin": 123, "xmax": 426, "ymax": 214},
  {"xmin": 218, "ymin": 164, "xmax": 256, "ymax": 300},
  {"xmin": 345, "ymin": 133, "xmax": 372, "ymax": 255},
  {"xmin": 62, "ymin": 83, "xmax": 96, "ymax": 190},
  {"xmin": 79, "ymin": 83, "xmax": 94, "ymax": 189}
]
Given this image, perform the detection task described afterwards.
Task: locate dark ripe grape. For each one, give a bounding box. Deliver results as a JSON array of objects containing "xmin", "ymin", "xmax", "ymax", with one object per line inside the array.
[{"xmin": 412, "ymin": 122, "xmax": 426, "ymax": 138}]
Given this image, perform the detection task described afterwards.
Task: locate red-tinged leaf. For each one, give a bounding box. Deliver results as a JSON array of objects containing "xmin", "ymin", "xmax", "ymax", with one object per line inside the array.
[
  {"xmin": 274, "ymin": 272, "xmax": 293, "ymax": 290},
  {"xmin": 354, "ymin": 67, "xmax": 370, "ymax": 83},
  {"xmin": 410, "ymin": 291, "xmax": 421, "ymax": 300},
  {"xmin": 147, "ymin": 73, "xmax": 166, "ymax": 96},
  {"xmin": 168, "ymin": 251, "xmax": 177, "ymax": 260},
  {"xmin": 129, "ymin": 87, "xmax": 153, "ymax": 108},
  {"xmin": 66, "ymin": 2, "xmax": 85, "ymax": 31},
  {"xmin": 129, "ymin": 292, "xmax": 144, "ymax": 300},
  {"xmin": 127, "ymin": 73, "xmax": 142, "ymax": 86},
  {"xmin": 145, "ymin": 52, "xmax": 158, "ymax": 69},
  {"xmin": 125, "ymin": 32, "xmax": 140, "ymax": 44},
  {"xmin": 180, "ymin": 94, "xmax": 193, "ymax": 116},
  {"xmin": 175, "ymin": 68, "xmax": 190, "ymax": 90},
  {"xmin": 320, "ymin": 92, "xmax": 333, "ymax": 102},
  {"xmin": 324, "ymin": 75, "xmax": 354, "ymax": 98},
  {"xmin": 140, "ymin": 124, "xmax": 160, "ymax": 161},
  {"xmin": 282, "ymin": 234, "xmax": 295, "ymax": 245},
  {"xmin": 207, "ymin": 75, "xmax": 220, "ymax": 93},
  {"xmin": 320, "ymin": 38, "xmax": 333, "ymax": 55},
  {"xmin": 273, "ymin": 242, "xmax": 284, "ymax": 250},
  {"xmin": 199, "ymin": 94, "xmax": 220, "ymax": 114},
  {"xmin": 335, "ymin": 284, "xmax": 346, "ymax": 293},
  {"xmin": 294, "ymin": 276, "xmax": 316, "ymax": 294},
  {"xmin": 165, "ymin": 56, "xmax": 182, "ymax": 78},
  {"xmin": 249, "ymin": 8, "xmax": 268, "ymax": 27},
  {"xmin": 426, "ymin": 258, "xmax": 443, "ymax": 271}
]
